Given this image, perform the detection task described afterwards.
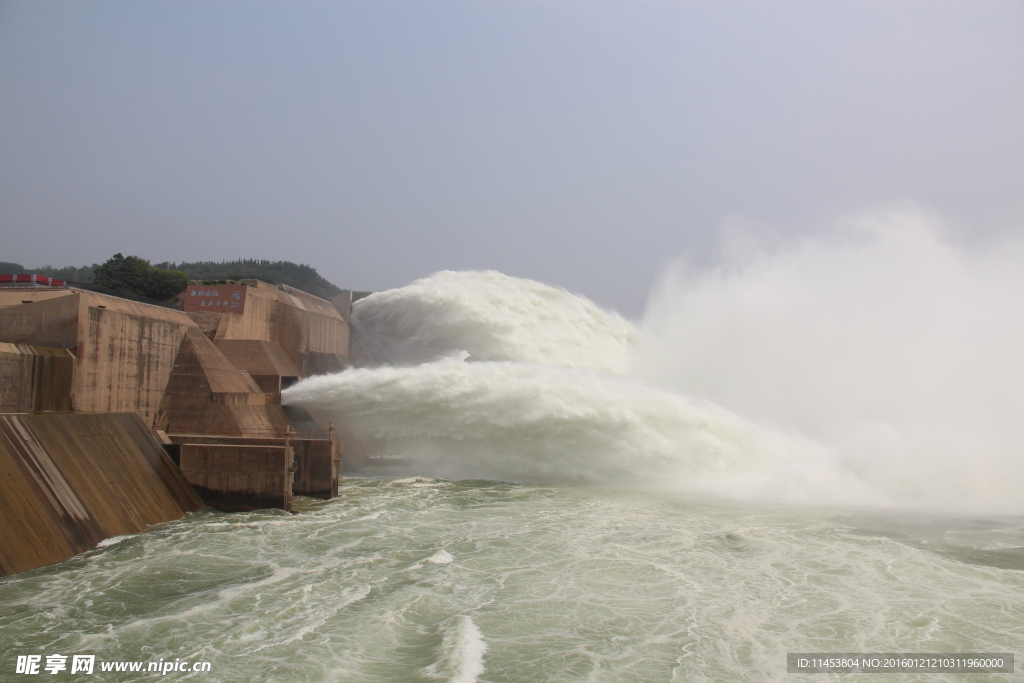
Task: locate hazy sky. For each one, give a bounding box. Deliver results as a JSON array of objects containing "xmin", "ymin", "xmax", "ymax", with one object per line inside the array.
[{"xmin": 1, "ymin": 0, "xmax": 1021, "ymax": 316}]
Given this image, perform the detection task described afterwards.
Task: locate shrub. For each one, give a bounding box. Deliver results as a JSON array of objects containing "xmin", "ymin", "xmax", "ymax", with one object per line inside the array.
[{"xmin": 95, "ymin": 254, "xmax": 189, "ymax": 301}]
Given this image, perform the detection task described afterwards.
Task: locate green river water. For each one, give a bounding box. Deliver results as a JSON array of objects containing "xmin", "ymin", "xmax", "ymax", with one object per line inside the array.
[{"xmin": 2, "ymin": 473, "xmax": 1022, "ymax": 682}]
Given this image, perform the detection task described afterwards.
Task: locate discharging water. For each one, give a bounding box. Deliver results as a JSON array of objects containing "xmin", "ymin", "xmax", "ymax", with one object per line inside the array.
[
  {"xmin": 3, "ymin": 209, "xmax": 1024, "ymax": 681},
  {"xmin": 2, "ymin": 480, "xmax": 1023, "ymax": 682}
]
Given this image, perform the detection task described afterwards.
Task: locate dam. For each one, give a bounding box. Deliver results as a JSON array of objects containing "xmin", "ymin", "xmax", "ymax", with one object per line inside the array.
[
  {"xmin": 0, "ymin": 279, "xmax": 368, "ymax": 576},
  {"xmin": 2, "ymin": 259, "xmax": 1023, "ymax": 681}
]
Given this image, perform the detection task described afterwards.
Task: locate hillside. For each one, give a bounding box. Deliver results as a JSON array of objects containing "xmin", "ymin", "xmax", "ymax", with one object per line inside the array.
[
  {"xmin": 3, "ymin": 259, "xmax": 344, "ymax": 301},
  {"xmin": 157, "ymin": 259, "xmax": 342, "ymax": 300}
]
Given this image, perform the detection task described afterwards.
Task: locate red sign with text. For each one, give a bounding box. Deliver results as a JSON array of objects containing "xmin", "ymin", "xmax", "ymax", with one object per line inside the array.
[{"xmin": 183, "ymin": 285, "xmax": 247, "ymax": 313}]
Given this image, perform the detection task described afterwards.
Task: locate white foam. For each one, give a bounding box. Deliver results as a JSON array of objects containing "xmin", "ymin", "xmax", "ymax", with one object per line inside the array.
[
  {"xmin": 634, "ymin": 207, "xmax": 1024, "ymax": 512},
  {"xmin": 351, "ymin": 270, "xmax": 636, "ymax": 374},
  {"xmin": 425, "ymin": 550, "xmax": 454, "ymax": 565},
  {"xmin": 443, "ymin": 616, "xmax": 487, "ymax": 683},
  {"xmin": 285, "ymin": 209, "xmax": 1024, "ymax": 513},
  {"xmin": 285, "ymin": 356, "xmax": 879, "ymax": 505},
  {"xmin": 96, "ymin": 535, "xmax": 130, "ymax": 548}
]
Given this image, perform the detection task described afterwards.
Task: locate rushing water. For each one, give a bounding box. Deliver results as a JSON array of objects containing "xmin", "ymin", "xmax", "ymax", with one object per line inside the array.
[
  {"xmin": 2, "ymin": 480, "xmax": 1024, "ymax": 682},
  {"xmin": 3, "ymin": 210, "xmax": 1024, "ymax": 681}
]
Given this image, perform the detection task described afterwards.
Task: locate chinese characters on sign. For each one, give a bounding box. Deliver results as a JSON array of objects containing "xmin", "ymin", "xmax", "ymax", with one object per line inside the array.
[{"xmin": 183, "ymin": 285, "xmax": 247, "ymax": 313}]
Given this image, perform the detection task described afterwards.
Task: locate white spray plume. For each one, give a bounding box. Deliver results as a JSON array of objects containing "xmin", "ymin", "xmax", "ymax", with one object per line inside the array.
[
  {"xmin": 633, "ymin": 207, "xmax": 1024, "ymax": 511},
  {"xmin": 286, "ymin": 208, "xmax": 1024, "ymax": 513},
  {"xmin": 350, "ymin": 270, "xmax": 636, "ymax": 374}
]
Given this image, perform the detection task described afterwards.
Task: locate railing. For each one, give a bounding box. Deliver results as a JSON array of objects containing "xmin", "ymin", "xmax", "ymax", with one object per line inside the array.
[
  {"xmin": 160, "ymin": 426, "xmax": 335, "ymax": 440},
  {"xmin": 0, "ymin": 283, "xmax": 71, "ymax": 289}
]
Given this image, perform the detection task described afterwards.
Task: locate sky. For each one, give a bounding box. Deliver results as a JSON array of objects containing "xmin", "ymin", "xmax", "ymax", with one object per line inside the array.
[{"xmin": 1, "ymin": 0, "xmax": 1021, "ymax": 317}]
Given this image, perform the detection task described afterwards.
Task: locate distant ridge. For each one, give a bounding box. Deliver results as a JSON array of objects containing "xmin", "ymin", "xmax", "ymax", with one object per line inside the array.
[
  {"xmin": 2, "ymin": 259, "xmax": 344, "ymax": 302},
  {"xmin": 157, "ymin": 259, "xmax": 342, "ymax": 300}
]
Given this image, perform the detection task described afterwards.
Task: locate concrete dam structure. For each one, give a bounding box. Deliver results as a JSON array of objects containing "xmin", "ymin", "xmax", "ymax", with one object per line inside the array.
[
  {"xmin": 0, "ymin": 280, "xmax": 367, "ymax": 576},
  {"xmin": 0, "ymin": 412, "xmax": 203, "ymax": 576},
  {"xmin": 0, "ymin": 342, "xmax": 74, "ymax": 413}
]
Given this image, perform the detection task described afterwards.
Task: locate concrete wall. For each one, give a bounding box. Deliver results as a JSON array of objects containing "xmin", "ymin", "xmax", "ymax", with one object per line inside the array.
[
  {"xmin": 179, "ymin": 443, "xmax": 294, "ymax": 511},
  {"xmin": 0, "ymin": 291, "xmax": 202, "ymax": 423},
  {"xmin": 0, "ymin": 413, "xmax": 203, "ymax": 576},
  {"xmin": 0, "ymin": 343, "xmax": 74, "ymax": 412},
  {"xmin": 0, "ymin": 287, "xmax": 351, "ymax": 428},
  {"xmin": 291, "ymin": 437, "xmax": 340, "ymax": 498},
  {"xmin": 75, "ymin": 297, "xmax": 195, "ymax": 421},
  {"xmin": 0, "ymin": 287, "xmax": 76, "ymax": 310},
  {"xmin": 328, "ymin": 289, "xmax": 373, "ymax": 322},
  {"xmin": 165, "ymin": 433, "xmax": 339, "ymax": 499},
  {"xmin": 202, "ymin": 283, "xmax": 350, "ymax": 377},
  {"xmin": 329, "ymin": 290, "xmax": 354, "ymax": 321},
  {"xmin": 0, "ymin": 291, "xmax": 80, "ymax": 349},
  {"xmin": 155, "ymin": 328, "xmax": 291, "ymax": 436},
  {"xmin": 214, "ymin": 339, "xmax": 300, "ymax": 399}
]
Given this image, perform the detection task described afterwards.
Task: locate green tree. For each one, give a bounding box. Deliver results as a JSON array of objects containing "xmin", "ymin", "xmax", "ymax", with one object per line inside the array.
[
  {"xmin": 0, "ymin": 262, "xmax": 26, "ymax": 274},
  {"xmin": 146, "ymin": 268, "xmax": 190, "ymax": 299},
  {"xmin": 95, "ymin": 254, "xmax": 150, "ymax": 296},
  {"xmin": 33, "ymin": 264, "xmax": 97, "ymax": 282},
  {"xmin": 165, "ymin": 259, "xmax": 343, "ymax": 299},
  {"xmin": 95, "ymin": 254, "xmax": 188, "ymax": 300}
]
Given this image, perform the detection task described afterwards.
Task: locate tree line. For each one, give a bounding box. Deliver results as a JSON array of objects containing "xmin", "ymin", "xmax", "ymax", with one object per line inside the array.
[
  {"xmin": 1, "ymin": 257, "xmax": 344, "ymax": 302},
  {"xmin": 0, "ymin": 262, "xmax": 97, "ymax": 282},
  {"xmin": 156, "ymin": 259, "xmax": 342, "ymax": 299}
]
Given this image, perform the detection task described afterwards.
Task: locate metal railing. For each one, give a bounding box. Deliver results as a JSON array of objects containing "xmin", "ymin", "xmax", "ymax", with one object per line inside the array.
[
  {"xmin": 0, "ymin": 283, "xmax": 71, "ymax": 289},
  {"xmin": 160, "ymin": 426, "xmax": 335, "ymax": 440}
]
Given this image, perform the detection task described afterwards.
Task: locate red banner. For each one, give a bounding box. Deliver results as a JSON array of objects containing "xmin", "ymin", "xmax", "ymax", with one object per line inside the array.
[{"xmin": 0, "ymin": 274, "xmax": 64, "ymax": 286}]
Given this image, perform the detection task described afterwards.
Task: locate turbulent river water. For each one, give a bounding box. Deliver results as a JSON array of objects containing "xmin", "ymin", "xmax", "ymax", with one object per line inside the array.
[{"xmin": 3, "ymin": 211, "xmax": 1024, "ymax": 681}]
